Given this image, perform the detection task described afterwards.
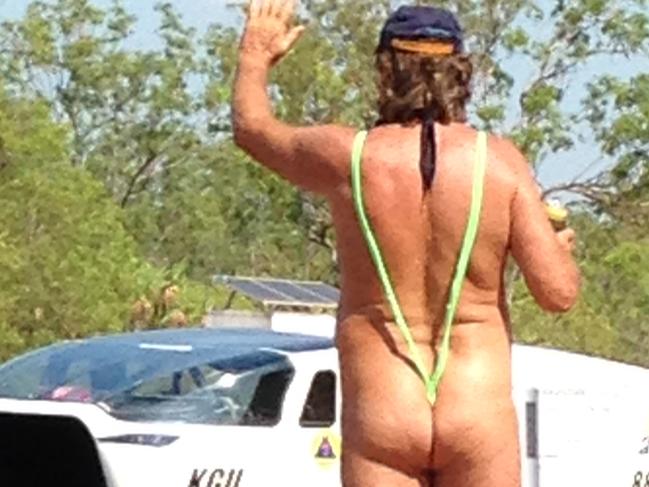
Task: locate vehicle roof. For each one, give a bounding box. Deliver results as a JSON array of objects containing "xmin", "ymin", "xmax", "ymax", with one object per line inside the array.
[
  {"xmin": 0, "ymin": 328, "xmax": 334, "ymax": 382},
  {"xmin": 45, "ymin": 327, "xmax": 334, "ymax": 354}
]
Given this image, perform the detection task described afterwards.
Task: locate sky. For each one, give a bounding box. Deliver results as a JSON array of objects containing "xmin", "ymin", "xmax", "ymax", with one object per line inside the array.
[
  {"xmin": 0, "ymin": 0, "xmax": 240, "ymax": 42},
  {"xmin": 0, "ymin": 0, "xmax": 643, "ymax": 197}
]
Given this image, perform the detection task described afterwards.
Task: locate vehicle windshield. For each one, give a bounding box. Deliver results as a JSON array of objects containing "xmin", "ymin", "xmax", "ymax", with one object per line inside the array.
[{"xmin": 0, "ymin": 340, "xmax": 295, "ymax": 426}]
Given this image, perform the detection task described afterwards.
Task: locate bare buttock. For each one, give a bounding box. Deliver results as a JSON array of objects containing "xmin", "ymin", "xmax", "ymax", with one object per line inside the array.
[{"xmin": 336, "ymin": 308, "xmax": 516, "ymax": 475}]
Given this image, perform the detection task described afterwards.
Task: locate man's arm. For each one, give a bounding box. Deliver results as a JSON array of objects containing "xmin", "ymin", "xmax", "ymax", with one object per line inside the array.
[
  {"xmin": 232, "ymin": 0, "xmax": 354, "ymax": 194},
  {"xmin": 502, "ymin": 138, "xmax": 581, "ymax": 312}
]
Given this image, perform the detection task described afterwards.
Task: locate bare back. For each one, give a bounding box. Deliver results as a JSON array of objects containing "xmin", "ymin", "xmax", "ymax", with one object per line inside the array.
[
  {"xmin": 335, "ymin": 123, "xmax": 513, "ymax": 332},
  {"xmin": 330, "ymin": 122, "xmax": 576, "ymax": 478}
]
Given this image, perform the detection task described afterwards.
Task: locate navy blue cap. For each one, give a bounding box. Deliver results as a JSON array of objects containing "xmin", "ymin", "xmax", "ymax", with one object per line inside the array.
[{"xmin": 379, "ymin": 6, "xmax": 464, "ymax": 53}]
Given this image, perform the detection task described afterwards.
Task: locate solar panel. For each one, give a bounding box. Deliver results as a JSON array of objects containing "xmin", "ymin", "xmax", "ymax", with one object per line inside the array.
[
  {"xmin": 269, "ymin": 281, "xmax": 329, "ymax": 303},
  {"xmin": 215, "ymin": 275, "xmax": 340, "ymax": 309},
  {"xmin": 301, "ymin": 282, "xmax": 341, "ymax": 302},
  {"xmin": 228, "ymin": 280, "xmax": 287, "ymax": 302}
]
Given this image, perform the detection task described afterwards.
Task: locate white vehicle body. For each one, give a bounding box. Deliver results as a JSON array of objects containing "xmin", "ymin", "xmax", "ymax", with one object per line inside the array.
[
  {"xmin": 0, "ymin": 346, "xmax": 341, "ymax": 487},
  {"xmin": 0, "ymin": 324, "xmax": 648, "ymax": 487}
]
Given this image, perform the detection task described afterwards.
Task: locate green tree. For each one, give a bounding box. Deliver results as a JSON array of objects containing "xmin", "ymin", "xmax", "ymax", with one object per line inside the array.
[
  {"xmin": 0, "ymin": 0, "xmax": 336, "ymax": 281},
  {"xmin": 0, "ymin": 0, "xmax": 199, "ymax": 197},
  {"xmin": 0, "ymin": 86, "xmax": 225, "ymax": 359}
]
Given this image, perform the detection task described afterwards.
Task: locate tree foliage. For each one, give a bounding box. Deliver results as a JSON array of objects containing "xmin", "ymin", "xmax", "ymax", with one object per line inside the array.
[
  {"xmin": 0, "ymin": 86, "xmax": 225, "ymax": 360},
  {"xmin": 0, "ymin": 0, "xmax": 648, "ymax": 365}
]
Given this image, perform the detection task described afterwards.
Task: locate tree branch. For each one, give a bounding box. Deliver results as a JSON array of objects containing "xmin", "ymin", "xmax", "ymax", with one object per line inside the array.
[
  {"xmin": 542, "ymin": 180, "xmax": 610, "ymax": 200},
  {"xmin": 120, "ymin": 152, "xmax": 160, "ymax": 208}
]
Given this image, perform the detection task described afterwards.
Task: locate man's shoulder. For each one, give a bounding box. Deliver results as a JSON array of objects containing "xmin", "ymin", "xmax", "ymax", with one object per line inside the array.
[
  {"xmin": 484, "ymin": 133, "xmax": 526, "ymax": 162},
  {"xmin": 287, "ymin": 124, "xmax": 362, "ymax": 193},
  {"xmin": 295, "ymin": 124, "xmax": 359, "ymax": 155}
]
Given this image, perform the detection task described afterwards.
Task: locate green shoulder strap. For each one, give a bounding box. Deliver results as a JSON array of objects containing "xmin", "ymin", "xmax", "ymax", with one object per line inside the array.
[{"xmin": 351, "ymin": 130, "xmax": 488, "ymax": 406}]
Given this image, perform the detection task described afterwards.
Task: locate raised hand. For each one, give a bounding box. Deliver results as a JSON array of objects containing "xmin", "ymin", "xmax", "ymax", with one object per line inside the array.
[{"xmin": 240, "ymin": 0, "xmax": 305, "ymax": 66}]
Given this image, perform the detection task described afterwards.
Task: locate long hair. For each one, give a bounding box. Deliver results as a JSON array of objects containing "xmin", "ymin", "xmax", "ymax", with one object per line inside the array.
[{"xmin": 375, "ymin": 49, "xmax": 473, "ymax": 190}]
